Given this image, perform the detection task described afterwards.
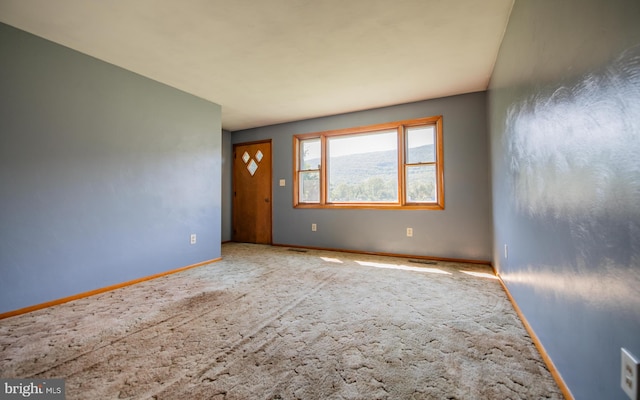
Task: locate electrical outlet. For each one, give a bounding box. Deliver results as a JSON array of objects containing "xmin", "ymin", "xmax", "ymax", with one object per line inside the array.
[
  {"xmin": 504, "ymin": 244, "xmax": 508, "ymax": 259},
  {"xmin": 622, "ymin": 348, "xmax": 639, "ymax": 399},
  {"xmin": 406, "ymin": 228, "xmax": 413, "ymax": 237},
  {"xmin": 190, "ymin": 234, "xmax": 197, "ymax": 245},
  {"xmin": 311, "ymin": 223, "xmax": 317, "ymax": 232},
  {"xmin": 279, "ymin": 179, "xmax": 286, "ymax": 187}
]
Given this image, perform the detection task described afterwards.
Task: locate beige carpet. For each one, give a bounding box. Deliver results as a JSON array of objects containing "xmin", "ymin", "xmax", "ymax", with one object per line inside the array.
[{"xmin": 0, "ymin": 243, "xmax": 563, "ymax": 399}]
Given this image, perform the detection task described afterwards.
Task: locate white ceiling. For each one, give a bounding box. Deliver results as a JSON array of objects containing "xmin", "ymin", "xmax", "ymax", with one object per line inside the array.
[{"xmin": 0, "ymin": 0, "xmax": 513, "ymax": 131}]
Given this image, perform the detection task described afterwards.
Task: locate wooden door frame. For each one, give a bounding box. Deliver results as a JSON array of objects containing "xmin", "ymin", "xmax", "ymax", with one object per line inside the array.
[{"xmin": 232, "ymin": 139, "xmax": 273, "ymax": 244}]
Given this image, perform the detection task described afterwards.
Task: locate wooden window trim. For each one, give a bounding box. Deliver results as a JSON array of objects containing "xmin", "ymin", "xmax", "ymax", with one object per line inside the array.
[{"xmin": 293, "ymin": 116, "xmax": 444, "ymax": 210}]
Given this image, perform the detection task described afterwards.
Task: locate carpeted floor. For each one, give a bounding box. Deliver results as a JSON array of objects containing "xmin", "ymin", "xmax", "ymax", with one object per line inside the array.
[{"xmin": 0, "ymin": 243, "xmax": 563, "ymax": 399}]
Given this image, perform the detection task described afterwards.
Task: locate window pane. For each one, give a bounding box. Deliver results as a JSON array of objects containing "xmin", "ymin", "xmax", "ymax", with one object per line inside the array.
[
  {"xmin": 300, "ymin": 138, "xmax": 320, "ymax": 170},
  {"xmin": 299, "ymin": 171, "xmax": 320, "ymax": 203},
  {"xmin": 406, "ymin": 164, "xmax": 436, "ymax": 202},
  {"xmin": 407, "ymin": 125, "xmax": 435, "ymax": 163},
  {"xmin": 327, "ymin": 130, "xmax": 398, "ymax": 202}
]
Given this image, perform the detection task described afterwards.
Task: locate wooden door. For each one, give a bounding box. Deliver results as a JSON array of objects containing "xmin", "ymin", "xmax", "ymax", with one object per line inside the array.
[{"xmin": 233, "ymin": 140, "xmax": 272, "ymax": 244}]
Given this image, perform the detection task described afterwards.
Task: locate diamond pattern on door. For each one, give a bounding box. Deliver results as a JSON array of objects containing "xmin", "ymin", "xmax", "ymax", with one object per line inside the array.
[
  {"xmin": 247, "ymin": 159, "xmax": 258, "ymax": 176},
  {"xmin": 233, "ymin": 141, "xmax": 271, "ymax": 244}
]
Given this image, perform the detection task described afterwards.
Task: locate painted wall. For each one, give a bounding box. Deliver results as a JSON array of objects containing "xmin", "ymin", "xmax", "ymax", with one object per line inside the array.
[
  {"xmin": 231, "ymin": 92, "xmax": 492, "ymax": 262},
  {"xmin": 488, "ymin": 1, "xmax": 640, "ymax": 399},
  {"xmin": 0, "ymin": 23, "xmax": 222, "ymax": 314}
]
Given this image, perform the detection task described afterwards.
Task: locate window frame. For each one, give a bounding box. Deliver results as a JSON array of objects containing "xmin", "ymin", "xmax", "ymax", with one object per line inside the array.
[{"xmin": 293, "ymin": 115, "xmax": 444, "ymax": 210}]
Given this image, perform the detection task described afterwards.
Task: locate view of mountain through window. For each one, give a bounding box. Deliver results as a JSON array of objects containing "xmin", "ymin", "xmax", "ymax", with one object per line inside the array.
[
  {"xmin": 328, "ymin": 130, "xmax": 398, "ymax": 202},
  {"xmin": 294, "ymin": 116, "xmax": 444, "ymax": 209}
]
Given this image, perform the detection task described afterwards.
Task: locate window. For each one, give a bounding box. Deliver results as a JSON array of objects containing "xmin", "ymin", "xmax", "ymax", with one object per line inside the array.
[{"xmin": 293, "ymin": 116, "xmax": 444, "ymax": 209}]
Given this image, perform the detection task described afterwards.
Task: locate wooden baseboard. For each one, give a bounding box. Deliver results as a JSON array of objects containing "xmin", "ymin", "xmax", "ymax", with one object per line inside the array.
[
  {"xmin": 0, "ymin": 257, "xmax": 221, "ymax": 320},
  {"xmin": 272, "ymin": 242, "xmax": 491, "ymax": 265},
  {"xmin": 496, "ymin": 274, "xmax": 574, "ymax": 400}
]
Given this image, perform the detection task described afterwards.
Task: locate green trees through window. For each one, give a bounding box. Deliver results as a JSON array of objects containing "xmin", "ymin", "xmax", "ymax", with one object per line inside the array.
[{"xmin": 294, "ymin": 116, "xmax": 444, "ymax": 210}]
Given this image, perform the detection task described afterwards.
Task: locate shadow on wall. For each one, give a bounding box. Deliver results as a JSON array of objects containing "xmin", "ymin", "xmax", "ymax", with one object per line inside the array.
[{"xmin": 503, "ymin": 45, "xmax": 640, "ymax": 312}]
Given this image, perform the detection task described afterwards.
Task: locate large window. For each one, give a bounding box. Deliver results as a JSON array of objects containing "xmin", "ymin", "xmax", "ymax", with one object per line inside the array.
[{"xmin": 293, "ymin": 116, "xmax": 444, "ymax": 209}]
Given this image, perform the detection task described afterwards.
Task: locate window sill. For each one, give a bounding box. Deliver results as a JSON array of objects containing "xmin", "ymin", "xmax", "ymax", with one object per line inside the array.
[{"xmin": 294, "ymin": 203, "xmax": 444, "ymax": 210}]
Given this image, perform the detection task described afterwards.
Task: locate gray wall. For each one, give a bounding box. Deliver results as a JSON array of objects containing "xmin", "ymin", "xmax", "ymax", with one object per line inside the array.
[
  {"xmin": 0, "ymin": 23, "xmax": 222, "ymax": 314},
  {"xmin": 488, "ymin": 1, "xmax": 640, "ymax": 399},
  {"xmin": 231, "ymin": 92, "xmax": 492, "ymax": 262}
]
